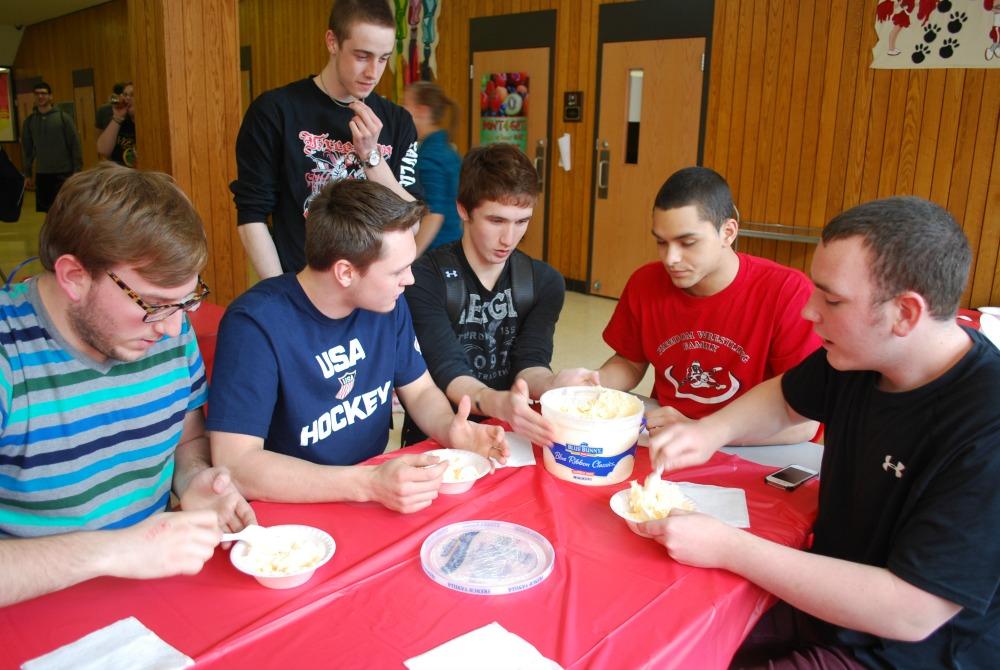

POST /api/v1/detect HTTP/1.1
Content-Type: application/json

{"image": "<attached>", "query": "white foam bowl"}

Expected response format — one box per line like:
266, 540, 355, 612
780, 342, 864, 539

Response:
230, 524, 335, 589
424, 448, 491, 494
609, 489, 657, 538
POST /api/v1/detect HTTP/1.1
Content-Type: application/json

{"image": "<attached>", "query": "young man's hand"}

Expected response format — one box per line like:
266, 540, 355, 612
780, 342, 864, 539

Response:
107, 510, 221, 579
348, 100, 382, 161
449, 395, 509, 464
637, 510, 739, 569
500, 378, 555, 448
648, 419, 722, 473
179, 466, 257, 534
366, 453, 446, 513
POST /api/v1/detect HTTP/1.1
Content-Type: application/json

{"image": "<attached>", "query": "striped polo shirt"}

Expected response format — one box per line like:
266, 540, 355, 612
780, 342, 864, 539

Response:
0, 279, 207, 537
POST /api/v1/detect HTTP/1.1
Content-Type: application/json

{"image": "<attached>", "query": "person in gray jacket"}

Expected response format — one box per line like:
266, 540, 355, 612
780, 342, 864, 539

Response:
21, 82, 82, 212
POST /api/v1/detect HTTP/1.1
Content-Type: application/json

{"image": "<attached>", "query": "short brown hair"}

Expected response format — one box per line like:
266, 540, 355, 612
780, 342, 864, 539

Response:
328, 0, 394, 43
823, 197, 971, 321
457, 143, 539, 214
305, 179, 425, 272
39, 163, 207, 287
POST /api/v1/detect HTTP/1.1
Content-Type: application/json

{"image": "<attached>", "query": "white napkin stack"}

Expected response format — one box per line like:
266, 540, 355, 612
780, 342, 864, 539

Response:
21, 617, 193, 670
676, 482, 750, 528
494, 433, 537, 468
404, 621, 561, 670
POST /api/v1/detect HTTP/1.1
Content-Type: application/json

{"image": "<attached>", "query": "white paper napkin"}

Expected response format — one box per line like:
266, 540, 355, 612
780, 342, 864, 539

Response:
494, 433, 536, 468
404, 621, 562, 670
676, 482, 750, 528
21, 617, 193, 670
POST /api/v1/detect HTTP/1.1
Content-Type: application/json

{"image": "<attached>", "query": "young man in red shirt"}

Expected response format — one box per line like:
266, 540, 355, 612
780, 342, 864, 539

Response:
598, 167, 820, 445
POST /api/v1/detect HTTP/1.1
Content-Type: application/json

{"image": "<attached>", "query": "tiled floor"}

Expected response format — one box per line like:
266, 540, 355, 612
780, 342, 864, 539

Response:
0, 191, 46, 285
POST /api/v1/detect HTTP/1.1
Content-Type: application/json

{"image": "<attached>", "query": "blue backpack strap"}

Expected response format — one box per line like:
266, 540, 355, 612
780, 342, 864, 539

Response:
4, 256, 38, 291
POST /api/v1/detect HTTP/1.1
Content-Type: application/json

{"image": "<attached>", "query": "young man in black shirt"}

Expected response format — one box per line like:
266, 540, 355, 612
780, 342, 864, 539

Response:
642, 196, 1000, 668
231, 0, 419, 277
403, 143, 595, 447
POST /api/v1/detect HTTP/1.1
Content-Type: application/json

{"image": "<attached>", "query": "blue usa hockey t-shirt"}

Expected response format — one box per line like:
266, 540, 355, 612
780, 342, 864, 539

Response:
206, 273, 426, 465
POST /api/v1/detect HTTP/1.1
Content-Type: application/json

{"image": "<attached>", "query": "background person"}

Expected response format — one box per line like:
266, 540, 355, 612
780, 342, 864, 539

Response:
20, 81, 82, 212
95, 81, 136, 167
402, 81, 463, 255
208, 179, 506, 512
231, 0, 420, 279
645, 196, 1000, 668
0, 164, 254, 607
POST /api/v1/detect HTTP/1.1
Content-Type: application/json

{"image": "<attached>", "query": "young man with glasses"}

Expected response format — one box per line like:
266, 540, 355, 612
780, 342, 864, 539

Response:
0, 164, 255, 607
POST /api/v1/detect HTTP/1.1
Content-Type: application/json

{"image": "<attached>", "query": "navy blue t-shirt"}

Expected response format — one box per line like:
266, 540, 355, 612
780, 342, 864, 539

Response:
206, 273, 426, 465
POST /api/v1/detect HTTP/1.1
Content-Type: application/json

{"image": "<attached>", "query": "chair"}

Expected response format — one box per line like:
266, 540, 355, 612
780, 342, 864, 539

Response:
188, 302, 224, 382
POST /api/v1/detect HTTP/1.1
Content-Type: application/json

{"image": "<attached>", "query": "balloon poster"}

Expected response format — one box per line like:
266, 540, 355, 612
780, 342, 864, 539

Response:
479, 71, 529, 152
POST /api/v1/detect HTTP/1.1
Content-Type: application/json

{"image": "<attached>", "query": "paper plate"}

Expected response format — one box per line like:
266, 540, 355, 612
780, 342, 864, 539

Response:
420, 520, 555, 595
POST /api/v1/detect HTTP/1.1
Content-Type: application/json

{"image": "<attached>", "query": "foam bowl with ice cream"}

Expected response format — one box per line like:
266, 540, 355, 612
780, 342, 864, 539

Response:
540, 386, 645, 486
610, 474, 696, 538
229, 524, 336, 589
424, 448, 491, 494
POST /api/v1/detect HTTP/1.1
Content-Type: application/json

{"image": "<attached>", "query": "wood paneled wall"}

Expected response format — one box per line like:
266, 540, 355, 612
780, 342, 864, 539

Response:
704, 0, 1000, 308
6, 0, 130, 171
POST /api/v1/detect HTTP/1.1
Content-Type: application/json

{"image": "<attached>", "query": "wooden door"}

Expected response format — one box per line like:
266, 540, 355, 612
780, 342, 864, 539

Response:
590, 39, 705, 298
470, 47, 549, 260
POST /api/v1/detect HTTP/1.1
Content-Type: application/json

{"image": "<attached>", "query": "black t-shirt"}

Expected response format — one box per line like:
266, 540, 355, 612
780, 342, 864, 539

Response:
95, 105, 136, 167
230, 77, 420, 273
401, 241, 565, 443
782, 329, 1000, 668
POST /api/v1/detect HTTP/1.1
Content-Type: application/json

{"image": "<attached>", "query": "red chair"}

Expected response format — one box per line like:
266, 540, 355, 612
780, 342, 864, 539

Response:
187, 302, 224, 382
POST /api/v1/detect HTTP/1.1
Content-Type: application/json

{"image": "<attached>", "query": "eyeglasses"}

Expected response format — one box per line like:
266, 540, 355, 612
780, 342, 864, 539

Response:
107, 272, 210, 323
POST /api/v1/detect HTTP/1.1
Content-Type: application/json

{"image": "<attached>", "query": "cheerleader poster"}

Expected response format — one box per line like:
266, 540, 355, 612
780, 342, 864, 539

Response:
872, 0, 1000, 68
0, 68, 14, 142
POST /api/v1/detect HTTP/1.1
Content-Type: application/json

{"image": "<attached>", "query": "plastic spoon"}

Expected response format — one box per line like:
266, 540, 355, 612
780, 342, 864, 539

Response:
221, 524, 272, 546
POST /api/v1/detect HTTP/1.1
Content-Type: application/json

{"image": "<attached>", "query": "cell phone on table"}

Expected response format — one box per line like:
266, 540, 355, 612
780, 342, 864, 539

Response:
764, 464, 818, 491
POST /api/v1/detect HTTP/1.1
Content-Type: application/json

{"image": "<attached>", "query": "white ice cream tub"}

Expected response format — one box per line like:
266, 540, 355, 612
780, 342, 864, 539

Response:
539, 386, 644, 486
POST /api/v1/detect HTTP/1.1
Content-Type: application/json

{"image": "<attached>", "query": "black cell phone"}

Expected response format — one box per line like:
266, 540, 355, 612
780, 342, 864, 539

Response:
764, 464, 818, 491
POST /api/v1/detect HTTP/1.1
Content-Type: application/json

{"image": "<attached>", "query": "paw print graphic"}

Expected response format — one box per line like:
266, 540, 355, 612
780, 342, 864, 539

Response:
912, 43, 931, 64
937, 0, 952, 12
939, 37, 960, 59
947, 12, 967, 34
924, 24, 941, 44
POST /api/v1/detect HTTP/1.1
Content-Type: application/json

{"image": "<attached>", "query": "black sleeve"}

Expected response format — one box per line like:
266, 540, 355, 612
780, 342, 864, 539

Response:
388, 104, 423, 200
510, 261, 564, 374
780, 347, 834, 423
95, 105, 111, 130
230, 92, 283, 225
404, 255, 476, 391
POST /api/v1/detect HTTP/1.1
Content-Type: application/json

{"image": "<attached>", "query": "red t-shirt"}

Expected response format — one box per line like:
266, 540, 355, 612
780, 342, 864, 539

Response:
603, 254, 820, 419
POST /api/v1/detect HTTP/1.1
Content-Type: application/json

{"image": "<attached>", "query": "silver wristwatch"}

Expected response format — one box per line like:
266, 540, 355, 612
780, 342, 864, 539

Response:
363, 148, 381, 169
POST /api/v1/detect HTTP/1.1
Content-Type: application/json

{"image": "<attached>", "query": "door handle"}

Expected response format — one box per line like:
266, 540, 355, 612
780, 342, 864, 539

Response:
534, 139, 546, 193
595, 139, 609, 199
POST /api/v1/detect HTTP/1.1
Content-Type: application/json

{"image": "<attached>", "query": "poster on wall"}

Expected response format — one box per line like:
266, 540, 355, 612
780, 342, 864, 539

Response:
390, 0, 442, 101
872, 0, 1000, 68
479, 72, 529, 151
0, 68, 15, 142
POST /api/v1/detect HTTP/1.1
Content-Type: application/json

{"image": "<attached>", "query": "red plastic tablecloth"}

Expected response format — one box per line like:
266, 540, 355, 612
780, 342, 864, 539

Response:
1, 445, 817, 669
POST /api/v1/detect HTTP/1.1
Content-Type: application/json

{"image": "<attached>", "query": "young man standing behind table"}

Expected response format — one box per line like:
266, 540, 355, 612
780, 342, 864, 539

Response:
231, 0, 420, 279
643, 197, 1000, 668
0, 164, 254, 607
207, 180, 507, 513
403, 143, 594, 448
596, 167, 820, 444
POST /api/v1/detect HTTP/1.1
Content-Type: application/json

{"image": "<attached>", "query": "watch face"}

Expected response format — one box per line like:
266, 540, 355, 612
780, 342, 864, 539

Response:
367, 149, 381, 167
